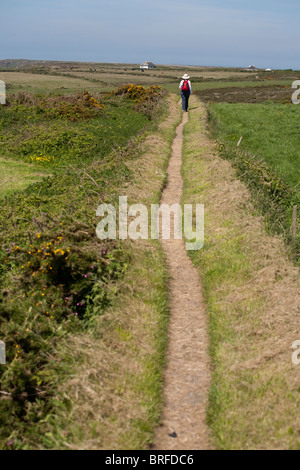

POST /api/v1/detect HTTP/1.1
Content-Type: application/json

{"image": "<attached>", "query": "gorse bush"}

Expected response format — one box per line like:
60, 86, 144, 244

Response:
110, 84, 165, 118
110, 83, 162, 103
0, 222, 126, 408
6, 90, 104, 122
40, 90, 104, 121
27, 154, 56, 165
0, 209, 128, 449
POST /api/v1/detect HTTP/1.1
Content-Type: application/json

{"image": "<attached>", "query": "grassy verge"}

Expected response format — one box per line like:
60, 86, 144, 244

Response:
208, 102, 300, 187
207, 102, 300, 263
0, 85, 175, 449
182, 96, 300, 449
0, 89, 181, 449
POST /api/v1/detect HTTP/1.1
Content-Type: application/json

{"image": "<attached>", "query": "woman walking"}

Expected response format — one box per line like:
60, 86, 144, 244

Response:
179, 73, 192, 112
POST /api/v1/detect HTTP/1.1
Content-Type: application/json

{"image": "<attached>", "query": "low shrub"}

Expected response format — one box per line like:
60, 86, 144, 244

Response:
5, 90, 104, 122
110, 84, 165, 118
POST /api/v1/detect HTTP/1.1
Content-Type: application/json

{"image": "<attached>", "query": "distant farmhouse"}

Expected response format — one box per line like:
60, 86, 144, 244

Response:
245, 65, 273, 72
246, 65, 258, 71
140, 61, 156, 70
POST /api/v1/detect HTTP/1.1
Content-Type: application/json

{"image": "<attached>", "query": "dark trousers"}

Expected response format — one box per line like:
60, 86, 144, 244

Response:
181, 91, 190, 111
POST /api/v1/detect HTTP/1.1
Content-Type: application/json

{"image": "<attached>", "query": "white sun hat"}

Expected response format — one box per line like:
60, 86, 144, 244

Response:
182, 74, 190, 79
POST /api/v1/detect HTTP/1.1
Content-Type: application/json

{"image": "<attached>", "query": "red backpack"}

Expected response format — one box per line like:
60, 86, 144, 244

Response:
181, 80, 190, 92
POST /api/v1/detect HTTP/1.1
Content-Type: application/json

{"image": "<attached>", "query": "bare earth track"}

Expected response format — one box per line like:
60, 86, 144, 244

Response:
152, 111, 211, 450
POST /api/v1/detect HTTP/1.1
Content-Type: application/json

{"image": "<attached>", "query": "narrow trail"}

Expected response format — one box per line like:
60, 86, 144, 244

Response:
152, 109, 211, 450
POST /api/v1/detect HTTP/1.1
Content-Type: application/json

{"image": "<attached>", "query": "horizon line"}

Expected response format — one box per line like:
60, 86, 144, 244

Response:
0, 58, 297, 71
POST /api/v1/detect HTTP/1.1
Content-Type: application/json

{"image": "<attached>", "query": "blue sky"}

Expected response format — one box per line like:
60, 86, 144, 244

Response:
1, 0, 299, 69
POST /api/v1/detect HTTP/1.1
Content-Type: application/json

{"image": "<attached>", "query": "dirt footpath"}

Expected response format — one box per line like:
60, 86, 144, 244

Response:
152, 111, 212, 450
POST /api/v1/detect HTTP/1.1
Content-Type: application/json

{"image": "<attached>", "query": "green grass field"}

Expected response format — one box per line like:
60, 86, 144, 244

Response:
208, 101, 300, 261
209, 102, 300, 189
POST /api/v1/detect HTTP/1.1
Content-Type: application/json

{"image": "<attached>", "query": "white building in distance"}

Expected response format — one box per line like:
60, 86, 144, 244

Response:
246, 65, 258, 71
140, 61, 156, 70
